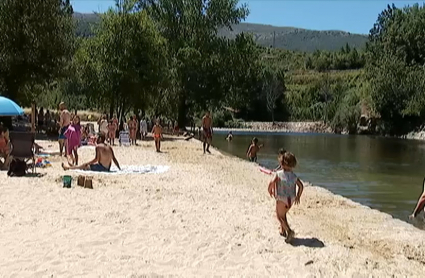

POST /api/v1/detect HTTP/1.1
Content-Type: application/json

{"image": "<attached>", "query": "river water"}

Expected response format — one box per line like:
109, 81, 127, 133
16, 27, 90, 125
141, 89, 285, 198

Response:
213, 131, 425, 227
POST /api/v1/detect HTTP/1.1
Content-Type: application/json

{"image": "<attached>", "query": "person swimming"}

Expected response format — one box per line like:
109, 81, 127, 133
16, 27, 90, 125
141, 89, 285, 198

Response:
226, 131, 233, 141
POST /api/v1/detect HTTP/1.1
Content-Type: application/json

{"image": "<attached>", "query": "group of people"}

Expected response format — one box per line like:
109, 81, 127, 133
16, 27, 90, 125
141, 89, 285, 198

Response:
98, 114, 149, 146
56, 103, 217, 172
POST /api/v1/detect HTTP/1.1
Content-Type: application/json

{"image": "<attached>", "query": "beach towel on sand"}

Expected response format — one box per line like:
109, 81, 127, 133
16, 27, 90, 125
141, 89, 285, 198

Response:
72, 165, 169, 175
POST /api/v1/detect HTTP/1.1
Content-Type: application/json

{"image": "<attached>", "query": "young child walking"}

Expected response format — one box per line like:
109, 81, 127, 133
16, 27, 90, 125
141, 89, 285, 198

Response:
268, 150, 304, 243
64, 115, 82, 166
151, 119, 163, 152
246, 137, 263, 162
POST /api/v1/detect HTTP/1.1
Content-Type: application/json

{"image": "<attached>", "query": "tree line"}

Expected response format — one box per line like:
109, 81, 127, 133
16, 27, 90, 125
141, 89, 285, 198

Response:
0, 1, 424, 135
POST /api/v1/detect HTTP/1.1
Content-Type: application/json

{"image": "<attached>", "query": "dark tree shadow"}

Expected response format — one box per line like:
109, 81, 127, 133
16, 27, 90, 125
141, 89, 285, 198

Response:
289, 237, 325, 248
7, 172, 46, 178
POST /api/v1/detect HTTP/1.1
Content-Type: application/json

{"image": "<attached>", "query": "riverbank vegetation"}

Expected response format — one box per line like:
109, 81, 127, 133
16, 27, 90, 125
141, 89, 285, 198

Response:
0, 1, 424, 136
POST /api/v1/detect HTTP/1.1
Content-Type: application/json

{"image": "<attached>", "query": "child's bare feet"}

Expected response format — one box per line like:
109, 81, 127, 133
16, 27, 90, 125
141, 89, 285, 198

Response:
285, 230, 295, 243
279, 227, 287, 237
61, 163, 69, 170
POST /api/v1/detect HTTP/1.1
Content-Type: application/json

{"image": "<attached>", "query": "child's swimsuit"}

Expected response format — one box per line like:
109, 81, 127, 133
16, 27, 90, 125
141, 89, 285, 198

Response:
249, 156, 257, 162
275, 170, 298, 208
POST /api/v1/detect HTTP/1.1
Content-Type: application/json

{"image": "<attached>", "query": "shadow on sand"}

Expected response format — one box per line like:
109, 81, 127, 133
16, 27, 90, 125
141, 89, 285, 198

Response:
290, 237, 325, 248
7, 172, 46, 178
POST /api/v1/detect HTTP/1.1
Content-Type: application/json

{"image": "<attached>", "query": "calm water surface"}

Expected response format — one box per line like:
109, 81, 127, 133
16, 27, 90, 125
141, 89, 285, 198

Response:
213, 131, 425, 227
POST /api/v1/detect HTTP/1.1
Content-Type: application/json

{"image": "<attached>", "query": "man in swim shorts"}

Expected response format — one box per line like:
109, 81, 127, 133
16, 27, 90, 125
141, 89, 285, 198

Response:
202, 111, 213, 154
58, 102, 71, 157
62, 134, 121, 172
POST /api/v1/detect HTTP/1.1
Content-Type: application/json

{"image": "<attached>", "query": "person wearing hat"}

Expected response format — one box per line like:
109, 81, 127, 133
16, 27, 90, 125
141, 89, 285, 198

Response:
58, 102, 71, 157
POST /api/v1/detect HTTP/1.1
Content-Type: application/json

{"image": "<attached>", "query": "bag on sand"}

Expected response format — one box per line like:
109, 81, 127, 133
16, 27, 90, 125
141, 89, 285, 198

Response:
7, 159, 27, 177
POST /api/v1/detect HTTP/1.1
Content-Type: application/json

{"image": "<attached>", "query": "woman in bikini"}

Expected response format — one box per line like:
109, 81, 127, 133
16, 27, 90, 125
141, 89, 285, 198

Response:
151, 119, 163, 152
268, 150, 304, 243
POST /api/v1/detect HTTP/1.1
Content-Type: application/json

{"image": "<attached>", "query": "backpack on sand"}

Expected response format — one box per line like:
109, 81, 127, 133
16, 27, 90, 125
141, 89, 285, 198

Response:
7, 159, 27, 177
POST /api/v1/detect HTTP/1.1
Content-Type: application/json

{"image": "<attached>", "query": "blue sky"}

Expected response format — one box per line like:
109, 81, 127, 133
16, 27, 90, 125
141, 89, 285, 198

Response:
70, 0, 422, 34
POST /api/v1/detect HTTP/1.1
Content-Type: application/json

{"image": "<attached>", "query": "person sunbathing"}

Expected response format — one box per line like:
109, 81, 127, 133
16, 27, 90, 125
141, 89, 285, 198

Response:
62, 134, 121, 172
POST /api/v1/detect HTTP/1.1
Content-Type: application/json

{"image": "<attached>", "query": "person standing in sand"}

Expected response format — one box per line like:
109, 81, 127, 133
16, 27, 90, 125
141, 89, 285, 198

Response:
64, 115, 82, 165
133, 115, 139, 143
202, 111, 213, 154
58, 102, 71, 157
128, 116, 137, 145
112, 115, 119, 139
99, 115, 108, 136
62, 134, 121, 172
140, 118, 148, 140
268, 150, 304, 243
107, 119, 117, 145
151, 119, 163, 152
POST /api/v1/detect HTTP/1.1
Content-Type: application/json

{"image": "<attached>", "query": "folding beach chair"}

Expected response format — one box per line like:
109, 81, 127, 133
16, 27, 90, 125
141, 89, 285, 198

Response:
8, 131, 36, 173
119, 131, 131, 146
87, 123, 95, 135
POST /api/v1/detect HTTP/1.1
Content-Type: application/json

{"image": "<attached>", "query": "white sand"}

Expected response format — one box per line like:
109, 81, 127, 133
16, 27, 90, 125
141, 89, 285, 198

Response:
1, 137, 425, 277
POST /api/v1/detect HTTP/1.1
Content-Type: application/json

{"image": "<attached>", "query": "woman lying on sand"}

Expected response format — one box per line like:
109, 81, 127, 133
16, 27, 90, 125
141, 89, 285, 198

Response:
268, 150, 304, 243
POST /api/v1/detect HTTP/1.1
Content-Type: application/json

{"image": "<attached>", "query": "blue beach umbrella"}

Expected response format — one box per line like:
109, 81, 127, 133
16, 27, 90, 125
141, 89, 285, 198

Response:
0, 96, 24, 116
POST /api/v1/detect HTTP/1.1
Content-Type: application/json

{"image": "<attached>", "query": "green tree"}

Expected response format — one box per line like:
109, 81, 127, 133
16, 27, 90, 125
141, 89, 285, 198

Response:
366, 3, 425, 134
138, 0, 249, 127
78, 1, 167, 119
0, 0, 75, 105
262, 66, 285, 123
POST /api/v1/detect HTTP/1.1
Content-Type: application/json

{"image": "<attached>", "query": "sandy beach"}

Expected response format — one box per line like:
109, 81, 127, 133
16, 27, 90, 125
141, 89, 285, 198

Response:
1, 136, 425, 277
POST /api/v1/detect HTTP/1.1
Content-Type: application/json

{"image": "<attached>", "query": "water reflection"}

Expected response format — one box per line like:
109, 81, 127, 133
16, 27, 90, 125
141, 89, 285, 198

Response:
213, 131, 425, 226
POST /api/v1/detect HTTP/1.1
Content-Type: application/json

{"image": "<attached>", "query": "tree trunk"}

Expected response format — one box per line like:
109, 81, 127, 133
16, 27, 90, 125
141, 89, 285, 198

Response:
31, 103, 36, 133
109, 101, 114, 120
177, 93, 187, 131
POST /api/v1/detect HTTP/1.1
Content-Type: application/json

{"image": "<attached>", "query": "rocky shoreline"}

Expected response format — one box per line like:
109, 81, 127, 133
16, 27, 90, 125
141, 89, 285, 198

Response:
215, 121, 333, 133
405, 131, 425, 141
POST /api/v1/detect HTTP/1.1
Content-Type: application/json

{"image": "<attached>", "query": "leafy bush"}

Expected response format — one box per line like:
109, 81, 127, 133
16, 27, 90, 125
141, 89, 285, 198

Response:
224, 119, 245, 128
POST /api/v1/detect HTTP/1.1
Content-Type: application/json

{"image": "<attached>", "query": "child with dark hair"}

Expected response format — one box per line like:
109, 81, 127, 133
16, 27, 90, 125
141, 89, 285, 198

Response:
268, 151, 304, 243
246, 137, 263, 162
274, 148, 286, 171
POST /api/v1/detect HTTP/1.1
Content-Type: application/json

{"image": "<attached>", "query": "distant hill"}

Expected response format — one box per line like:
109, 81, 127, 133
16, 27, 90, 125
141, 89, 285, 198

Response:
74, 13, 368, 52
